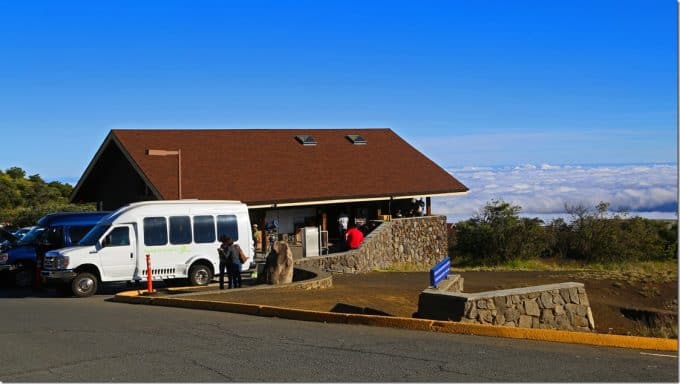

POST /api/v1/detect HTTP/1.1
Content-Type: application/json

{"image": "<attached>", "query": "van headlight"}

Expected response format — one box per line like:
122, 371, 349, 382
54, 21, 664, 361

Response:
55, 256, 69, 269
44, 255, 69, 270
0, 252, 7, 264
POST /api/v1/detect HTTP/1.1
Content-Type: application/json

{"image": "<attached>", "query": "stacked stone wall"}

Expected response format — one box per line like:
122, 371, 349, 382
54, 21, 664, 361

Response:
295, 216, 448, 273
418, 282, 596, 332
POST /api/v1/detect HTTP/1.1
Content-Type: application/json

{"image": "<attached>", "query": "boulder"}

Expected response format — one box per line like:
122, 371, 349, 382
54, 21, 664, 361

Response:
265, 241, 294, 285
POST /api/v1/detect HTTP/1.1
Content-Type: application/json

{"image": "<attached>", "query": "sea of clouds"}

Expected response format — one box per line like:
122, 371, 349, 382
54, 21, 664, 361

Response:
433, 163, 678, 223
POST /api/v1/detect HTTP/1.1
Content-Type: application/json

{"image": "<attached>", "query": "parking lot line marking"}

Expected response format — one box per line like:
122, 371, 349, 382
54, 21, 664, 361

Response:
640, 352, 678, 358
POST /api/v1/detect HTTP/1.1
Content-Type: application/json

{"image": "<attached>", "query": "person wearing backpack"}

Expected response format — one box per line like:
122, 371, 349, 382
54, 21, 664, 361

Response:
218, 235, 249, 289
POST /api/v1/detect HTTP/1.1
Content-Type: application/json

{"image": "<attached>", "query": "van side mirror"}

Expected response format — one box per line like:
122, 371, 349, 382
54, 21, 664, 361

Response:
95, 241, 102, 251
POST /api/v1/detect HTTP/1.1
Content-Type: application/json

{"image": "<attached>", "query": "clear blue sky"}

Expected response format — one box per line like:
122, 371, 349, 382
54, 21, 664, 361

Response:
0, 0, 676, 182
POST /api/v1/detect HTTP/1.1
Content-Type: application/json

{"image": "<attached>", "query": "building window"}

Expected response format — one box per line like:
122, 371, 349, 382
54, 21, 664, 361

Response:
169, 216, 192, 245
193, 215, 216, 243
144, 217, 167, 246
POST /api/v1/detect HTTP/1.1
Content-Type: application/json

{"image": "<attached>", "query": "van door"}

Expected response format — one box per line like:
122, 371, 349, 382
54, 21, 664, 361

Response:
98, 224, 136, 281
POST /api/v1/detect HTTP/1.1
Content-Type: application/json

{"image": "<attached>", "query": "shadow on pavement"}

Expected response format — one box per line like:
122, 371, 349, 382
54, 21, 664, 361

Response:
0, 278, 171, 299
330, 303, 393, 316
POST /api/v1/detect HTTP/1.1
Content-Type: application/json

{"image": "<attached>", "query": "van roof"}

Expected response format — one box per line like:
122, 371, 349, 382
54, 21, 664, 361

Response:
104, 200, 246, 223
36, 211, 112, 227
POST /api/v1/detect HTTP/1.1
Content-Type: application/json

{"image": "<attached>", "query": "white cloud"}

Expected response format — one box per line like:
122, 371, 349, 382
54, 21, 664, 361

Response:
434, 163, 678, 222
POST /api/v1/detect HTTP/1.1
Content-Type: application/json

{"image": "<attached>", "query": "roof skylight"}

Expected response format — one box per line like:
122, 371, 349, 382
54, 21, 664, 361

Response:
346, 134, 367, 145
295, 135, 317, 146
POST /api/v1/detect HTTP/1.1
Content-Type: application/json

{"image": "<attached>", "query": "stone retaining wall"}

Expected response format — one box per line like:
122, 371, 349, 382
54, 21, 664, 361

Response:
291, 266, 333, 290
294, 216, 448, 273
417, 282, 596, 332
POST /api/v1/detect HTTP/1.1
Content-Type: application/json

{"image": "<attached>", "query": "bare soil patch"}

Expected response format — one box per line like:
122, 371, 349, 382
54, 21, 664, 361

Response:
197, 270, 678, 337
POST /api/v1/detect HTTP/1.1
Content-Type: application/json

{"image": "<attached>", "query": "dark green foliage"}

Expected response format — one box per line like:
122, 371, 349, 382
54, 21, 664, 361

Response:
451, 199, 678, 266
453, 199, 553, 265
0, 167, 95, 227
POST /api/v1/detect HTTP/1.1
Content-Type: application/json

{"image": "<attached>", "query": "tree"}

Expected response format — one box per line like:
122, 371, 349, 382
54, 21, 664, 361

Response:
0, 166, 94, 226
453, 199, 552, 265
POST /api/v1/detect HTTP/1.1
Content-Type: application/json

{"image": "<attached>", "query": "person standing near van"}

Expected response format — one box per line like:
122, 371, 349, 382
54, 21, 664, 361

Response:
218, 236, 239, 289
220, 236, 242, 289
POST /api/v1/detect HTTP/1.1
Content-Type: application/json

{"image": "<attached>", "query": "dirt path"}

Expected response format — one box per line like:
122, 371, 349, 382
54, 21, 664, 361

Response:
197, 270, 678, 337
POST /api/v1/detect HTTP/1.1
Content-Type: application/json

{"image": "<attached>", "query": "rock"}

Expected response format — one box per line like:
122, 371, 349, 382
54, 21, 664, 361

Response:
569, 288, 580, 304
612, 281, 623, 288
525, 299, 541, 317
541, 309, 555, 325
464, 301, 473, 317
468, 306, 478, 320
532, 317, 540, 328
587, 307, 596, 329
265, 242, 294, 285
552, 293, 565, 305
554, 304, 565, 316
505, 308, 520, 323
504, 321, 517, 327
565, 303, 578, 315
494, 296, 507, 311
478, 310, 493, 324
560, 289, 571, 303
486, 299, 496, 310
555, 314, 570, 328
494, 313, 506, 326
540, 291, 555, 309
576, 304, 587, 316
477, 300, 487, 309
578, 293, 590, 306
571, 313, 589, 328
518, 315, 533, 328
512, 295, 520, 304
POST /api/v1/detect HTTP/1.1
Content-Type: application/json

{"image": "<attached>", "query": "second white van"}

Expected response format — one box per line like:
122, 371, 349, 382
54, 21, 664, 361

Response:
42, 200, 254, 297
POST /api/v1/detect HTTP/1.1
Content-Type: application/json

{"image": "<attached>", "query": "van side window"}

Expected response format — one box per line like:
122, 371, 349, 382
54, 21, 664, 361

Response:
193, 215, 216, 243
217, 215, 238, 241
104, 227, 130, 247
144, 217, 168, 246
69, 225, 93, 244
169, 216, 192, 245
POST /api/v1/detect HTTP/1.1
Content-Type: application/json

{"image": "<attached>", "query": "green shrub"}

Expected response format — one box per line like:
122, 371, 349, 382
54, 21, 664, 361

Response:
450, 199, 678, 267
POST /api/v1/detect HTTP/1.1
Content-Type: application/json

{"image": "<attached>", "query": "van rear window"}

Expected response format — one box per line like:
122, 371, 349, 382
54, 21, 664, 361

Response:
193, 215, 215, 243
144, 217, 168, 246
217, 215, 238, 241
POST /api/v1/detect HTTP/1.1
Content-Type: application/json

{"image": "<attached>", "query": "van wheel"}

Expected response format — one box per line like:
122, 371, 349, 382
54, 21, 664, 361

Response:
188, 264, 212, 286
71, 272, 98, 297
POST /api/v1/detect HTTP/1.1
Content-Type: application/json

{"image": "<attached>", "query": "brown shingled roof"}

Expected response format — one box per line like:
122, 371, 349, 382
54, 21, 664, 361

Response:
80, 129, 468, 206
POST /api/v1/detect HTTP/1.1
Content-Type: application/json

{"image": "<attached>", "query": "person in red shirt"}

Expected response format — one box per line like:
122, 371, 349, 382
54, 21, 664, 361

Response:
345, 222, 364, 249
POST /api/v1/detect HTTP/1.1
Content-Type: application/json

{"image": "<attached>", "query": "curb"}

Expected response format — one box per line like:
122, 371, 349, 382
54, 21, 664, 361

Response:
111, 289, 678, 352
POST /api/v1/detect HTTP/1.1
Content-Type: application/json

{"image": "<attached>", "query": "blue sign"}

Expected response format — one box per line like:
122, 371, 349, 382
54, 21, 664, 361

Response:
429, 256, 451, 288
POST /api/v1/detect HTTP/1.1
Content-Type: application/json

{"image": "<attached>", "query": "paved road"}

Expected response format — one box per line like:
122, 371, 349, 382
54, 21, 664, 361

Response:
0, 286, 677, 382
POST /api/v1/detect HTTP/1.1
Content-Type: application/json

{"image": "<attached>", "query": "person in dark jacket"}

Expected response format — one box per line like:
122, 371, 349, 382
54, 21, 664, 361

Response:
218, 236, 241, 289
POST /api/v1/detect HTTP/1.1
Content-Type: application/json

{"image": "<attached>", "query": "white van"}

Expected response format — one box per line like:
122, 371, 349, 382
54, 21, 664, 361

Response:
42, 200, 254, 297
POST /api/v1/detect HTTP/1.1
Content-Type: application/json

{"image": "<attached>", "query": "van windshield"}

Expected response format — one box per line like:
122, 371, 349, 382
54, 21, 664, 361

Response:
78, 224, 111, 246
17, 226, 46, 246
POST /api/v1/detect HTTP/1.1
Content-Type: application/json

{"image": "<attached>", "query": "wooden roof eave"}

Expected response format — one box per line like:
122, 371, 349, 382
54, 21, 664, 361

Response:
70, 131, 164, 203
248, 190, 470, 208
